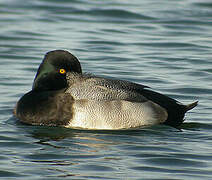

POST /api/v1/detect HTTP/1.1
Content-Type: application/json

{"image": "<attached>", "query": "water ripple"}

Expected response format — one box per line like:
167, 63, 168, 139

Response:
0, 0, 212, 179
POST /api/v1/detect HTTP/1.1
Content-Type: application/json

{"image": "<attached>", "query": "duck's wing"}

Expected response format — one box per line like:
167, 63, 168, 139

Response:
66, 73, 168, 127
66, 73, 197, 128
66, 73, 149, 102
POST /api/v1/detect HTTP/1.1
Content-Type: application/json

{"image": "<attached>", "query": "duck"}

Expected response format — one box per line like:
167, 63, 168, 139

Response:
14, 50, 198, 130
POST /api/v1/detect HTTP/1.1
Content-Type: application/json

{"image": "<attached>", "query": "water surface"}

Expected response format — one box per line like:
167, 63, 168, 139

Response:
1, 0, 212, 179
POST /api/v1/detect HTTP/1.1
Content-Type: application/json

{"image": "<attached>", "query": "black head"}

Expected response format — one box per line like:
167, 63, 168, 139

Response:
32, 50, 82, 91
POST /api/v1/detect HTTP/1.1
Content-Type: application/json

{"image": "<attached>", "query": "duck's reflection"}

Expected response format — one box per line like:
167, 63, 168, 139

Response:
29, 126, 121, 150
18, 121, 209, 151
26, 125, 160, 151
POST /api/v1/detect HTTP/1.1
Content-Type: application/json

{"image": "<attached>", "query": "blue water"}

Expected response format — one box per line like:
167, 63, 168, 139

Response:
1, 0, 212, 179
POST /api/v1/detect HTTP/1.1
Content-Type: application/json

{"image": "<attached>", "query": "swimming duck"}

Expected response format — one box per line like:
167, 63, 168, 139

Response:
14, 50, 198, 129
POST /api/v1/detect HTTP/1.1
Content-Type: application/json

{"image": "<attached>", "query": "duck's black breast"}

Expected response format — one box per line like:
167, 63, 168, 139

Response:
15, 90, 74, 126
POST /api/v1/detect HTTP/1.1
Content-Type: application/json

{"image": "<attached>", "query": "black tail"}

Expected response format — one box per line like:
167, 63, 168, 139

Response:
185, 101, 198, 112
140, 89, 198, 127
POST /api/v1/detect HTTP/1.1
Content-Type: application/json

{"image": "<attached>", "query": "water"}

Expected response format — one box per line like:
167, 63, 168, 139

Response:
1, 0, 212, 179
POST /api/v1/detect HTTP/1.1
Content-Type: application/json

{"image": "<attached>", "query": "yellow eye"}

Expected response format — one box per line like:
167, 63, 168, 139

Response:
59, 69, 66, 74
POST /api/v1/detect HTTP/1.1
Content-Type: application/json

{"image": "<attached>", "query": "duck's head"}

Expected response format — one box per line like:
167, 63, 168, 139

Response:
32, 50, 82, 91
